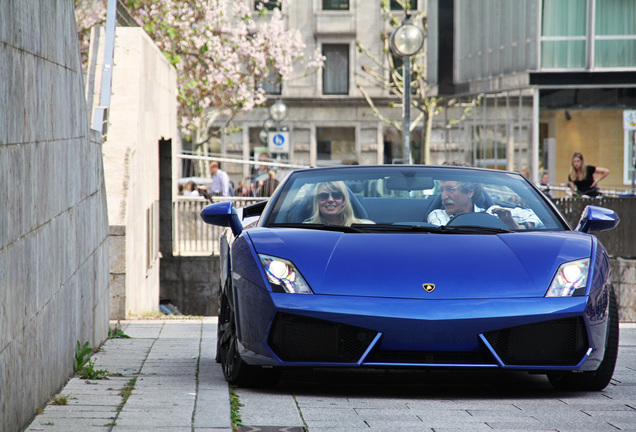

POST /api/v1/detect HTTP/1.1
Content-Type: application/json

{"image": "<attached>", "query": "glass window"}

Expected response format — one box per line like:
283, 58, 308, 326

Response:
260, 69, 281, 95
263, 166, 564, 230
540, 0, 587, 69
594, 0, 636, 67
323, 0, 349, 10
540, 0, 636, 69
322, 44, 349, 95
316, 127, 356, 164
254, 1, 281, 10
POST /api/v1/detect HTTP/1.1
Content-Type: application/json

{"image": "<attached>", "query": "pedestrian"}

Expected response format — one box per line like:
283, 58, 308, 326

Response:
209, 161, 232, 197
183, 181, 200, 197
568, 152, 609, 197
258, 170, 280, 197
538, 171, 552, 199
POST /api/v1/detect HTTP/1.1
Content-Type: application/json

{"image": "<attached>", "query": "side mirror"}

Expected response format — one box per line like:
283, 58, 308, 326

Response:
200, 201, 243, 236
575, 205, 620, 233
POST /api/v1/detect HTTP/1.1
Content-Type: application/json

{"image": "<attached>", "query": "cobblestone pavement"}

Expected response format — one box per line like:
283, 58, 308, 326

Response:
23, 321, 636, 432
235, 323, 636, 432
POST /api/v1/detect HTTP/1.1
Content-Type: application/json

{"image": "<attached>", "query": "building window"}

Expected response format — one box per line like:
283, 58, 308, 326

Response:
316, 127, 356, 164
323, 0, 349, 10
260, 69, 282, 95
540, 0, 636, 69
390, 0, 411, 10
322, 44, 349, 95
254, 1, 281, 11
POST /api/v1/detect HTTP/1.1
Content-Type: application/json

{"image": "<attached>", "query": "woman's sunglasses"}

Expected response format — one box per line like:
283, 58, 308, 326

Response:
317, 191, 345, 201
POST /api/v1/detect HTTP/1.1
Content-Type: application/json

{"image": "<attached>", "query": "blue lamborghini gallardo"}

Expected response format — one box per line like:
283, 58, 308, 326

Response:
201, 165, 620, 390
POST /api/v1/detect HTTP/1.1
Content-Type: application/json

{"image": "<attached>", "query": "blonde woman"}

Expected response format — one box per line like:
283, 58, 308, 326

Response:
304, 181, 373, 226
568, 152, 609, 197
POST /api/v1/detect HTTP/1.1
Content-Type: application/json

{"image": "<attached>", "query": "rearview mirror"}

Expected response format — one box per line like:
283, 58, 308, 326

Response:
200, 201, 243, 236
575, 205, 619, 233
385, 176, 434, 191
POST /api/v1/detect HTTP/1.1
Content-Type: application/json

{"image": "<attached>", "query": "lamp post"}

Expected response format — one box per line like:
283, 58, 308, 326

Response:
259, 100, 290, 157
389, 15, 424, 164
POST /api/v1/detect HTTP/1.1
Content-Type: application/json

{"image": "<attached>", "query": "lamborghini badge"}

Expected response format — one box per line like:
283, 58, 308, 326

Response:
422, 284, 435, 292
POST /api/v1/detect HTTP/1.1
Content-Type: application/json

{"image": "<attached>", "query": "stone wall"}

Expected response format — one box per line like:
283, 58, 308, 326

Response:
161, 255, 220, 316
0, 2, 110, 431
612, 257, 636, 322
87, 27, 178, 319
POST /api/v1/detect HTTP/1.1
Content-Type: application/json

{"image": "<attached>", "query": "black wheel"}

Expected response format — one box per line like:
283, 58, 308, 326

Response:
216, 291, 252, 385
216, 290, 279, 387
548, 289, 619, 391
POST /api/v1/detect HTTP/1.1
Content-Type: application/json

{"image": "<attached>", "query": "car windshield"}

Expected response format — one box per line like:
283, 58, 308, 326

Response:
261, 166, 566, 232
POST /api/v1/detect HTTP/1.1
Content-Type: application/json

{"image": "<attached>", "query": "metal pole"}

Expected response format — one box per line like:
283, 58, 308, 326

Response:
403, 55, 411, 164
92, 0, 117, 132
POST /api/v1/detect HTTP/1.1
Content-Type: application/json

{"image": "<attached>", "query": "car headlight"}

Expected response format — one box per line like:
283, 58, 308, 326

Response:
259, 254, 313, 294
545, 258, 589, 297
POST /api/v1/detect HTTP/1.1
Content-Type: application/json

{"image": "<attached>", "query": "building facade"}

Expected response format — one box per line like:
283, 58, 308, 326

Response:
199, 0, 428, 185
427, 0, 636, 188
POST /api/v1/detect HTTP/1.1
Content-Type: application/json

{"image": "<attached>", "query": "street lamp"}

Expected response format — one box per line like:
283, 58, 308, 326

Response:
259, 100, 290, 155
390, 15, 424, 164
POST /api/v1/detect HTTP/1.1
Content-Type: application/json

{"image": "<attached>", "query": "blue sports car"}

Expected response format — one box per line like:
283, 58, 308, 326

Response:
201, 165, 620, 390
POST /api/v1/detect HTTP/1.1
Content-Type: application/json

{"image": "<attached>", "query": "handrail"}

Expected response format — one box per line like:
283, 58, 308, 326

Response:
172, 197, 266, 256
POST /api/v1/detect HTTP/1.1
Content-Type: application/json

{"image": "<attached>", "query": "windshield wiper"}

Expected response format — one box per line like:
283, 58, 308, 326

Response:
438, 225, 513, 234
270, 223, 366, 233
350, 223, 437, 233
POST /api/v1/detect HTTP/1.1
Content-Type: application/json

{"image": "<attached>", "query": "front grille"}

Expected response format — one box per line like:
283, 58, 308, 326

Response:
365, 350, 496, 365
268, 313, 377, 363
483, 317, 588, 366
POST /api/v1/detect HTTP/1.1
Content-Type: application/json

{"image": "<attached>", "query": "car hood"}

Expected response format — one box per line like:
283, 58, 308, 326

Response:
247, 228, 592, 299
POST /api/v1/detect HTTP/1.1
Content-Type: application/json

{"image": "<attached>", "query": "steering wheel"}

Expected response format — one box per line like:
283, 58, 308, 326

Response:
446, 212, 510, 229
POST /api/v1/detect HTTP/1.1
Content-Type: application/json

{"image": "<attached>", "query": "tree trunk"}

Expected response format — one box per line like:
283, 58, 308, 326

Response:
419, 100, 436, 164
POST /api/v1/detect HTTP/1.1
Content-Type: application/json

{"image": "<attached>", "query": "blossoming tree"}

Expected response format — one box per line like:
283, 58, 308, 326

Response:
75, 0, 323, 142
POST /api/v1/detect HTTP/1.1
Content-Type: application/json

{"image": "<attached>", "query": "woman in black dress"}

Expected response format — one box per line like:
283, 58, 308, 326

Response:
568, 152, 610, 197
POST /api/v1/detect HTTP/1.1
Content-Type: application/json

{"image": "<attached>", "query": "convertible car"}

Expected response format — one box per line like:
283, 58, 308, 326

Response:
201, 165, 620, 390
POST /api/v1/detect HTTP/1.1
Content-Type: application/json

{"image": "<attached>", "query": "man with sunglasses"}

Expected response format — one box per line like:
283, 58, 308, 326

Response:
427, 180, 542, 229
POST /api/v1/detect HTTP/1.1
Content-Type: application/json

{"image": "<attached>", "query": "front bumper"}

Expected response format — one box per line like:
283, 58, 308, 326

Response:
236, 292, 607, 372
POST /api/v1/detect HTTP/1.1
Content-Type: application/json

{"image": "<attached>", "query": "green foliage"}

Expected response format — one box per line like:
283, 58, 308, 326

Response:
108, 327, 130, 339
50, 394, 68, 405
74, 341, 110, 379
229, 385, 243, 429
74, 341, 93, 373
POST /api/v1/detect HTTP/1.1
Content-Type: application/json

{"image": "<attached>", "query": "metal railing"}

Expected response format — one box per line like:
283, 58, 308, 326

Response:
173, 194, 636, 258
172, 197, 266, 256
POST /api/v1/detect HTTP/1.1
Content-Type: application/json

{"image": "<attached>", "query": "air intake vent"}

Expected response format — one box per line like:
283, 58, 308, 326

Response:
268, 313, 377, 363
483, 317, 588, 366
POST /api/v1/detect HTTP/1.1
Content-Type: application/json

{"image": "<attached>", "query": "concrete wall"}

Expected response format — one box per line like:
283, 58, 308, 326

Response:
0, 2, 110, 431
613, 258, 636, 322
161, 255, 220, 316
89, 27, 178, 319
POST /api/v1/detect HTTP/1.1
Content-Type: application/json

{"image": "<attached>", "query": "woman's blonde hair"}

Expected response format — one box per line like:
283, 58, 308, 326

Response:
305, 181, 369, 226
569, 152, 585, 181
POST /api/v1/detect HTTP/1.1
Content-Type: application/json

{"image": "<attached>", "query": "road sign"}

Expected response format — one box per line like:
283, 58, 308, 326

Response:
268, 131, 290, 154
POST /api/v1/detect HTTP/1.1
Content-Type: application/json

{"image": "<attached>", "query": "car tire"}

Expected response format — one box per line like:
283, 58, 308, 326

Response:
548, 289, 619, 391
217, 290, 280, 387
217, 291, 252, 385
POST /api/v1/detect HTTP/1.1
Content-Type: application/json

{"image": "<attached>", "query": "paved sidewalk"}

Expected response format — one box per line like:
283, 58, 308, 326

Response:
24, 318, 231, 432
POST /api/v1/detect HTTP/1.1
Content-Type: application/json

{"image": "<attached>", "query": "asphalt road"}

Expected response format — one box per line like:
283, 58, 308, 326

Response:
235, 323, 636, 432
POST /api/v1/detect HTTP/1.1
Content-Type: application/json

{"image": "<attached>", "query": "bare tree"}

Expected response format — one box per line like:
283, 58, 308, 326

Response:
356, 1, 476, 164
